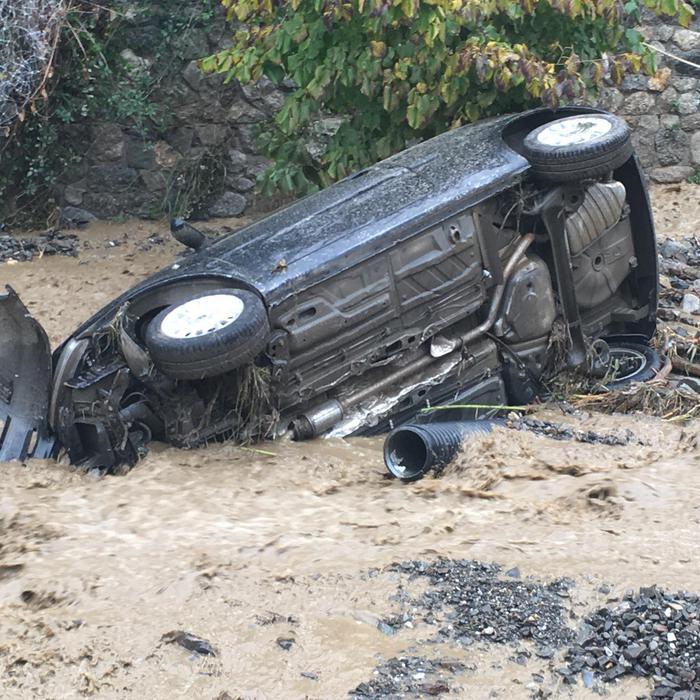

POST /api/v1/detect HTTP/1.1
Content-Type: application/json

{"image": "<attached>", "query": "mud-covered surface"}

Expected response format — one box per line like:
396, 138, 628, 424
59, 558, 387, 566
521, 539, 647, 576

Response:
0, 188, 698, 699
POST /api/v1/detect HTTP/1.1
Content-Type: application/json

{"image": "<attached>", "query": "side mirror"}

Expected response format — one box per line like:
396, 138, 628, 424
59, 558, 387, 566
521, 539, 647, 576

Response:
170, 219, 208, 251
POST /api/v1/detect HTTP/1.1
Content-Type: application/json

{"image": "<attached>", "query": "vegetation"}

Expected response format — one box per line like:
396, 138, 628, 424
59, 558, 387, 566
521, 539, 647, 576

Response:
0, 0, 219, 226
203, 0, 693, 196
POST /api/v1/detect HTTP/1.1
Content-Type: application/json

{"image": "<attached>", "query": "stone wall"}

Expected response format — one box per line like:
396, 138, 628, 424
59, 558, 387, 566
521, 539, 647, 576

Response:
598, 9, 700, 184
56, 4, 286, 222
58, 7, 700, 222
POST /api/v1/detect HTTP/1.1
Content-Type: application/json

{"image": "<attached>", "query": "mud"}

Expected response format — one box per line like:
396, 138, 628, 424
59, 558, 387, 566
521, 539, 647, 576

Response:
0, 188, 698, 699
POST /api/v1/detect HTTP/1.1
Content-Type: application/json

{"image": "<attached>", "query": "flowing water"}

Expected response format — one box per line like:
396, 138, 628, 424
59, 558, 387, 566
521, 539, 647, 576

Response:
0, 200, 698, 699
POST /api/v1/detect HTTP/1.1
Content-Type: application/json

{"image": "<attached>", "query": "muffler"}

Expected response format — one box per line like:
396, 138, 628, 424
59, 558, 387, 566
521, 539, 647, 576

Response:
383, 420, 499, 481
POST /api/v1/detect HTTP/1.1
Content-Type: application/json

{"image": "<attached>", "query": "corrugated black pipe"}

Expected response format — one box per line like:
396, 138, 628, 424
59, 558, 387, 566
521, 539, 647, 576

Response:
384, 420, 500, 481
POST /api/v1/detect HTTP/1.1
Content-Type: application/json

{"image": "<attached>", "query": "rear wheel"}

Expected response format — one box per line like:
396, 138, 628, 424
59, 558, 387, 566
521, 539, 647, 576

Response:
144, 288, 270, 380
523, 114, 633, 183
602, 341, 662, 390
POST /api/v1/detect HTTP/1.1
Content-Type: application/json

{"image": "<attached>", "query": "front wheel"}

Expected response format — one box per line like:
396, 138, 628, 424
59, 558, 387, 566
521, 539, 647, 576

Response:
144, 288, 270, 380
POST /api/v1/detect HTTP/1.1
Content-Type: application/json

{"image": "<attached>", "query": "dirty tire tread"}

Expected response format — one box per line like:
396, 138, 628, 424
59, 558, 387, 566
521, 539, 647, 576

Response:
145, 289, 270, 380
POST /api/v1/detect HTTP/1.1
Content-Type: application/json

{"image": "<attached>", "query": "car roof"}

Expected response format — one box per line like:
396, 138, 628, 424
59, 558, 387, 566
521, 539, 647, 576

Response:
205, 113, 529, 305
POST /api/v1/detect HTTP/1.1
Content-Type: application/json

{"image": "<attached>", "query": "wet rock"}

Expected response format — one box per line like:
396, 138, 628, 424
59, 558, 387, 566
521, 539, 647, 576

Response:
389, 559, 574, 650
276, 637, 295, 650
161, 630, 217, 656
59, 207, 96, 228
208, 191, 246, 218
565, 587, 700, 696
351, 656, 464, 699
661, 238, 690, 260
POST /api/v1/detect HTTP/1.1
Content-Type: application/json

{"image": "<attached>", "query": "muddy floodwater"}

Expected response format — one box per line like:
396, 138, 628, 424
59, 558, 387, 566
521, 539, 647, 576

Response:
1, 189, 699, 699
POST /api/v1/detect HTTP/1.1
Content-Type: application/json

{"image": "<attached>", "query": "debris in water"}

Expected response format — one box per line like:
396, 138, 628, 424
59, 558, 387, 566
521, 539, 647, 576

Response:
161, 630, 217, 656
508, 417, 638, 446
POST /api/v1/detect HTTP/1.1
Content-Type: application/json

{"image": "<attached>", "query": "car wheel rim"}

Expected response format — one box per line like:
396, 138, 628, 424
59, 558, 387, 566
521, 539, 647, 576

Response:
607, 347, 646, 383
536, 116, 612, 147
159, 294, 245, 339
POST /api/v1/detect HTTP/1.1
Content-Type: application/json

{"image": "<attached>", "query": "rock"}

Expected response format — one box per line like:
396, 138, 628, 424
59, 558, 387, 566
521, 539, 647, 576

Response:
677, 92, 700, 115
179, 28, 210, 61
676, 50, 700, 77
649, 166, 694, 183
276, 637, 295, 650
655, 127, 689, 166
120, 48, 151, 72
674, 29, 700, 52
690, 132, 700, 165
226, 148, 248, 173
161, 630, 217, 656
639, 115, 660, 132
228, 100, 266, 123
59, 207, 96, 227
681, 114, 700, 131
139, 170, 168, 192
620, 74, 650, 92
671, 76, 698, 92
231, 176, 255, 192
81, 192, 122, 218
658, 86, 679, 113
208, 191, 246, 218
596, 87, 624, 112
182, 60, 205, 92
660, 114, 680, 129
652, 24, 676, 42
125, 139, 155, 169
624, 91, 657, 115
631, 131, 657, 169
660, 238, 689, 259
194, 124, 229, 147
63, 183, 86, 206
90, 122, 124, 162
167, 126, 194, 155
649, 67, 672, 92
154, 141, 181, 169
87, 165, 138, 191
682, 293, 700, 314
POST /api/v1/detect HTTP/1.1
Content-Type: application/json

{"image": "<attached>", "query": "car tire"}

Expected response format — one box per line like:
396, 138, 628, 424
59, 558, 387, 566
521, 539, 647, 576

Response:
144, 289, 270, 380
523, 114, 633, 183
602, 341, 662, 390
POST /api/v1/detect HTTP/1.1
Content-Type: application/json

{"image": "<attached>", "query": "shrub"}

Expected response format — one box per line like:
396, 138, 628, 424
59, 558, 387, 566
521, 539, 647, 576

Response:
203, 0, 693, 195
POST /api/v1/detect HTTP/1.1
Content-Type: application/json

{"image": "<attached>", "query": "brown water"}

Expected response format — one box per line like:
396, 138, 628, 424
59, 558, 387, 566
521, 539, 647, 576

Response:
0, 200, 699, 699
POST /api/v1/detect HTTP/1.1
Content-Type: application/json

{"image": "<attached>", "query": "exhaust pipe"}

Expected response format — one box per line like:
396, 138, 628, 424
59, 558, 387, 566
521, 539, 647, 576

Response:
383, 420, 499, 481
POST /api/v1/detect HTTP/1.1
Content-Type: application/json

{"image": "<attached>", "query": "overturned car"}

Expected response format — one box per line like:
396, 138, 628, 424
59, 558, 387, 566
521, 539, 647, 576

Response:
0, 107, 659, 471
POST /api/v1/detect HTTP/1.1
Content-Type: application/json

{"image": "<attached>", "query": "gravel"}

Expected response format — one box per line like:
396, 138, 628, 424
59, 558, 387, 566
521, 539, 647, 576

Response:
350, 656, 465, 699
507, 417, 638, 446
390, 559, 575, 651
565, 586, 700, 696
0, 230, 79, 262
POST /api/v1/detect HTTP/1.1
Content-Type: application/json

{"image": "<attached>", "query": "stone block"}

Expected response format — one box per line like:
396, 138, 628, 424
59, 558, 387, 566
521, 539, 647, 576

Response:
623, 91, 656, 115
677, 92, 700, 115
87, 165, 138, 191
691, 131, 700, 165
649, 165, 694, 183
674, 29, 700, 51
90, 122, 124, 162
